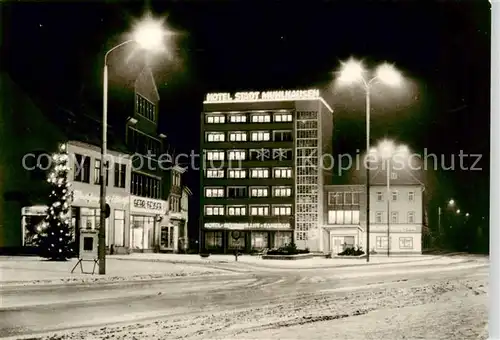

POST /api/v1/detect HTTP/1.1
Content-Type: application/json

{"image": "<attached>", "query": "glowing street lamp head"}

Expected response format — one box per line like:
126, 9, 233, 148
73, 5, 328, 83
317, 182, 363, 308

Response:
456, 209, 461, 214
378, 139, 396, 160
375, 63, 402, 87
130, 15, 169, 51
338, 58, 365, 84
465, 213, 470, 217
448, 199, 455, 206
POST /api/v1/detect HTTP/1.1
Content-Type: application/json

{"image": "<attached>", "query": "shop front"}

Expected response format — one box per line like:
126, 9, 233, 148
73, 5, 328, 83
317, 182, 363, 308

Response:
366, 224, 422, 254
72, 189, 130, 255
21, 205, 49, 253
203, 222, 293, 253
159, 211, 187, 253
129, 195, 167, 252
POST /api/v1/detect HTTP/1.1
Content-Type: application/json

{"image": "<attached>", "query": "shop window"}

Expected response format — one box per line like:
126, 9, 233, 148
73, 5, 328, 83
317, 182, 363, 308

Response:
114, 210, 125, 246
205, 231, 223, 249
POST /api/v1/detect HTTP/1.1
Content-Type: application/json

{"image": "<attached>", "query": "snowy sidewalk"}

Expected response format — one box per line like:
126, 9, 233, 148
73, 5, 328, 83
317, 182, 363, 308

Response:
0, 256, 231, 286
108, 253, 473, 270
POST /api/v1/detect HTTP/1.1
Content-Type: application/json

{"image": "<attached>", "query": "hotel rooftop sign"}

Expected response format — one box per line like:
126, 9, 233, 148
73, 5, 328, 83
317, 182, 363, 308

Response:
204, 89, 320, 103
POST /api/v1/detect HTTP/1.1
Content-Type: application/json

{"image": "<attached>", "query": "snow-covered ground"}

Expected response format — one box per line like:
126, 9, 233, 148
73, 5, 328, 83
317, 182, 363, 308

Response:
0, 254, 476, 286
0, 256, 231, 286
110, 252, 471, 269
0, 255, 488, 340
7, 266, 486, 340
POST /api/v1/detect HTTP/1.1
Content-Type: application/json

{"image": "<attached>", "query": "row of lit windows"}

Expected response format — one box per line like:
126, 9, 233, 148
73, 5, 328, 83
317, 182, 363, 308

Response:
205, 130, 293, 142
205, 112, 293, 124
204, 204, 293, 216
205, 186, 292, 198
205, 168, 293, 179
375, 211, 416, 224
376, 191, 416, 202
205, 149, 293, 161
327, 192, 361, 205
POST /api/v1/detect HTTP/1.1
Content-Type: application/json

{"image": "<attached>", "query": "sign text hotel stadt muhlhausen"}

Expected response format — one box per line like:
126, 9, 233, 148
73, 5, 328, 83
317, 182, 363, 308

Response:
204, 89, 320, 102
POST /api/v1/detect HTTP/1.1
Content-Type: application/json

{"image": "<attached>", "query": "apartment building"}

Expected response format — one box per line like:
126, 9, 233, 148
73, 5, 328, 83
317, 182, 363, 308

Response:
200, 89, 333, 253
323, 168, 424, 255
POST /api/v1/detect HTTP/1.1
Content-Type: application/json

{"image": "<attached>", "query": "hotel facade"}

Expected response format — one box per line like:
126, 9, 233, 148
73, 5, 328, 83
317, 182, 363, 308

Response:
200, 89, 333, 253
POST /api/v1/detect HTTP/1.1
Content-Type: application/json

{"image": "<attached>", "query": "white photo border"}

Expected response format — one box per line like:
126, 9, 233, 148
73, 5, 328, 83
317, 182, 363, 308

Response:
490, 1, 500, 340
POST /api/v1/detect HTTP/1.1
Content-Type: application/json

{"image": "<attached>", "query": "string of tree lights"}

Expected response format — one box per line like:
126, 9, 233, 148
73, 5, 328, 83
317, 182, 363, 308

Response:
35, 143, 74, 261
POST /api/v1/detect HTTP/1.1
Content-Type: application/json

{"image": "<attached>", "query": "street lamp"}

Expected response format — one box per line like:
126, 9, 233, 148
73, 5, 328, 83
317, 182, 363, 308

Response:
437, 199, 457, 247
99, 14, 168, 275
371, 139, 409, 257
337, 58, 403, 262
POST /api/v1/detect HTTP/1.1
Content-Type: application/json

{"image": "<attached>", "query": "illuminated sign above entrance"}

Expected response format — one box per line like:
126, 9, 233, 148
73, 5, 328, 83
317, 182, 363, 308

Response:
204, 222, 292, 230
204, 89, 321, 103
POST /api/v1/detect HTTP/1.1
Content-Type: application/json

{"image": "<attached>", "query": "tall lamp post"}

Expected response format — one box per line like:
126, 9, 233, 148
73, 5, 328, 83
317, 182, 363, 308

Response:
437, 199, 455, 247
371, 140, 409, 257
337, 59, 403, 262
99, 15, 168, 275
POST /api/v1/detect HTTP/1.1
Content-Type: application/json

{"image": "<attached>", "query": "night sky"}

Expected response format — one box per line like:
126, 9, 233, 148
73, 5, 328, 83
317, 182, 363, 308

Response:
2, 1, 491, 226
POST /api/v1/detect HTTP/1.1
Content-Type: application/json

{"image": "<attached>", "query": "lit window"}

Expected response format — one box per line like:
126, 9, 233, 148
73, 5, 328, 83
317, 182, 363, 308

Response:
250, 206, 270, 216
206, 150, 225, 161
250, 131, 271, 141
274, 113, 293, 122
206, 169, 224, 178
273, 205, 292, 216
228, 150, 246, 160
273, 186, 292, 197
205, 187, 224, 198
206, 115, 225, 124
228, 169, 246, 178
250, 187, 269, 197
206, 132, 225, 142
327, 210, 360, 224
204, 205, 224, 216
251, 114, 271, 123
229, 114, 247, 123
227, 206, 246, 216
273, 168, 292, 178
228, 131, 247, 141
250, 168, 269, 178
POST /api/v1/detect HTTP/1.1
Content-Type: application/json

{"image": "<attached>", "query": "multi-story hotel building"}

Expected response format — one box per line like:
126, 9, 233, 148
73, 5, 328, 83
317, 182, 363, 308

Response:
200, 89, 333, 253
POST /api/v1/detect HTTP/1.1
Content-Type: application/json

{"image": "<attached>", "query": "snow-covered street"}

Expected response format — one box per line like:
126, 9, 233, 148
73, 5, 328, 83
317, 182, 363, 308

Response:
0, 255, 489, 339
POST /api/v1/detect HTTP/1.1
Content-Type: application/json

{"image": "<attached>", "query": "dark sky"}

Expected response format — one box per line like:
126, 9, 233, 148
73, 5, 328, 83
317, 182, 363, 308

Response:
2, 0, 491, 221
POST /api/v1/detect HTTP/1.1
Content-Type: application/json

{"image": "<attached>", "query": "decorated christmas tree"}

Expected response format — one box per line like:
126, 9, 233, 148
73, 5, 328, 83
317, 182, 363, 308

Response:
36, 143, 74, 261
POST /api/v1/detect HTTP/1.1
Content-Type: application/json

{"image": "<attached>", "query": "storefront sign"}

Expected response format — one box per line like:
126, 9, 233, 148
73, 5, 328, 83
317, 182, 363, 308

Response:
22, 205, 48, 216
130, 195, 166, 214
73, 190, 129, 206
204, 222, 292, 230
204, 89, 320, 103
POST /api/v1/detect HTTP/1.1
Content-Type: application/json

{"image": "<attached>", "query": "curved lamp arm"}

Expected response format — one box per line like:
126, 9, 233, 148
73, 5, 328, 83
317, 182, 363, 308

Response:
104, 40, 135, 65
